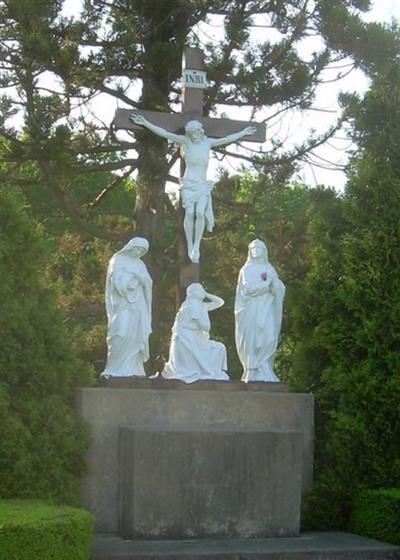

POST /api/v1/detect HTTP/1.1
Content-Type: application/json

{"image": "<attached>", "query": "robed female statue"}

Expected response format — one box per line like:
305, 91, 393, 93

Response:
162, 283, 230, 383
235, 239, 285, 383
101, 237, 152, 378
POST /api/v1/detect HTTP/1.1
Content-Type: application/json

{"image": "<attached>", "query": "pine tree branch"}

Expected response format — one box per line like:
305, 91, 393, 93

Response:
42, 170, 130, 241
214, 122, 341, 168
73, 159, 139, 173
76, 142, 137, 155
99, 84, 139, 107
88, 166, 135, 208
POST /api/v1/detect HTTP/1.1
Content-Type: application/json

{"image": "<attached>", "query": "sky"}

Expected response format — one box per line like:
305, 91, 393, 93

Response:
58, 0, 400, 191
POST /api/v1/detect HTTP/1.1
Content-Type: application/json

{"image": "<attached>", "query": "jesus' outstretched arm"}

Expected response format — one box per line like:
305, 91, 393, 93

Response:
209, 125, 258, 148
130, 113, 185, 145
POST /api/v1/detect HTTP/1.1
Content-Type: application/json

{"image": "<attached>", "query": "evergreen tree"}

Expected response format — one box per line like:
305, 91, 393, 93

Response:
0, 0, 398, 316
0, 187, 93, 503
292, 60, 400, 529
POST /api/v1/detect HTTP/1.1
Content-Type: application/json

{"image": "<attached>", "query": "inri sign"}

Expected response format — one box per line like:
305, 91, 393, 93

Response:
183, 69, 207, 89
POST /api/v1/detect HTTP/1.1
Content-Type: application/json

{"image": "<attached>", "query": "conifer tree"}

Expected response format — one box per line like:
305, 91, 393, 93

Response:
0, 187, 93, 503
292, 59, 400, 528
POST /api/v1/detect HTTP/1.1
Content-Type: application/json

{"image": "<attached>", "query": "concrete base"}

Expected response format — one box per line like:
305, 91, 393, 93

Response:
119, 425, 302, 539
92, 532, 400, 559
76, 382, 314, 533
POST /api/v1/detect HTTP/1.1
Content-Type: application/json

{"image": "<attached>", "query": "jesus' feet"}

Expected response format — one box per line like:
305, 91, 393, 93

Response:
190, 247, 200, 263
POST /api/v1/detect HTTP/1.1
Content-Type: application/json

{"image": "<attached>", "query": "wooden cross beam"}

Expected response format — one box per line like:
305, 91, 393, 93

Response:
114, 48, 266, 143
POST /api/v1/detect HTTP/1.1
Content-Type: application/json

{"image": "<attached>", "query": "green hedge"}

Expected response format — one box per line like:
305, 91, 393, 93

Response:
350, 489, 400, 545
0, 500, 95, 560
0, 188, 94, 503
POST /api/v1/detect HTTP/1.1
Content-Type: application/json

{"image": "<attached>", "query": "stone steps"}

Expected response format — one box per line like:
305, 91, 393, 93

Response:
92, 531, 400, 560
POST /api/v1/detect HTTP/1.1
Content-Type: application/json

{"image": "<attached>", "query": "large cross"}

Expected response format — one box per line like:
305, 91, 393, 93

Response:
113, 47, 266, 298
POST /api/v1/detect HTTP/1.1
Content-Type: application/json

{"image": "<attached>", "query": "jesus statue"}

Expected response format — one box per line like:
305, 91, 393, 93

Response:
130, 114, 256, 263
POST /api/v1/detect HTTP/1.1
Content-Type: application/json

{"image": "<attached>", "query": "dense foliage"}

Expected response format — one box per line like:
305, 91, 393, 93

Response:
292, 61, 400, 529
349, 489, 400, 545
0, 500, 94, 560
0, 188, 93, 503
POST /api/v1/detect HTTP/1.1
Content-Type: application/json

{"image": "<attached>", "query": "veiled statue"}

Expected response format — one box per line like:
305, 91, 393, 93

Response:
235, 239, 285, 383
101, 237, 152, 378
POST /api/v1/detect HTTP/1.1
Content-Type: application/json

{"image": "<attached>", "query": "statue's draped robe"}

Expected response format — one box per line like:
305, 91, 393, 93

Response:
180, 138, 214, 231
103, 253, 152, 377
235, 261, 285, 382
163, 298, 228, 383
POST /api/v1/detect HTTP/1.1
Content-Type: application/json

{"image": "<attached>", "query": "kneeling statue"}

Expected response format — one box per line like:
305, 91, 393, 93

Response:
162, 283, 230, 383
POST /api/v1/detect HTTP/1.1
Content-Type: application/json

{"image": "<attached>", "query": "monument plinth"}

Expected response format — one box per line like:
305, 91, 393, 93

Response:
119, 425, 302, 539
76, 383, 314, 536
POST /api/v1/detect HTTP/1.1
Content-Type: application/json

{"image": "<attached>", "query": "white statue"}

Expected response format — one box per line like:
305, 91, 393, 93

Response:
130, 114, 256, 263
101, 237, 153, 379
162, 283, 230, 383
235, 239, 285, 383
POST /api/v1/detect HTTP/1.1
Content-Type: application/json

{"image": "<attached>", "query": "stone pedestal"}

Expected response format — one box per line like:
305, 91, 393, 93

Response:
120, 425, 302, 539
76, 380, 314, 536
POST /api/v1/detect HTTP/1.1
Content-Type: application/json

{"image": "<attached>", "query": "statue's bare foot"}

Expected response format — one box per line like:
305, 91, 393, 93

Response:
190, 247, 200, 263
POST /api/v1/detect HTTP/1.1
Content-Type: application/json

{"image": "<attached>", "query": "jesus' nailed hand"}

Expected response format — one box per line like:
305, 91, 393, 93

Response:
129, 112, 257, 264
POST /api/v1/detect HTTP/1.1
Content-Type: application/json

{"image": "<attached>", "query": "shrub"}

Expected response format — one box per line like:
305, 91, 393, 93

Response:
350, 489, 400, 545
0, 188, 93, 503
0, 500, 94, 560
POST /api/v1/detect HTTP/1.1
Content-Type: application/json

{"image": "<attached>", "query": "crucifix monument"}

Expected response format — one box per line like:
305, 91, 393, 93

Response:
79, 46, 315, 546
114, 47, 266, 293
